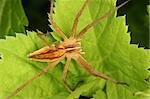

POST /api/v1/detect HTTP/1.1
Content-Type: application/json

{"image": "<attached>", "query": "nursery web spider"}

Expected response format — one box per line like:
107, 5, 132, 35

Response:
7, 0, 130, 98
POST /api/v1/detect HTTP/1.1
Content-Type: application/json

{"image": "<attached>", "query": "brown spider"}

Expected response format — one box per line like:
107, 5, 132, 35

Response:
7, 0, 130, 98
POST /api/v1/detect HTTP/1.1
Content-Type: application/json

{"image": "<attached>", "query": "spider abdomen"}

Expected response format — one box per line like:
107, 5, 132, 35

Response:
28, 46, 66, 62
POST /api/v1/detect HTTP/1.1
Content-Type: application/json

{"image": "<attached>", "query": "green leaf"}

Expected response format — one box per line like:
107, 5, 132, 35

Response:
0, 0, 28, 38
0, 32, 72, 98
66, 80, 97, 99
0, 0, 149, 99
0, 32, 67, 98
92, 89, 106, 99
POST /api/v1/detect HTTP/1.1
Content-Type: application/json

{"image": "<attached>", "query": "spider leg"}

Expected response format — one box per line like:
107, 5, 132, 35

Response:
48, 0, 67, 40
6, 57, 63, 99
36, 30, 51, 46
73, 55, 126, 84
70, 0, 89, 37
76, 0, 130, 39
62, 57, 74, 90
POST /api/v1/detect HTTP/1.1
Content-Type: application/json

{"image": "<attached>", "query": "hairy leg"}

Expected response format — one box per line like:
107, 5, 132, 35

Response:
36, 30, 51, 46
62, 57, 74, 90
6, 58, 62, 99
48, 0, 67, 39
76, 0, 130, 39
73, 55, 126, 84
70, 0, 89, 37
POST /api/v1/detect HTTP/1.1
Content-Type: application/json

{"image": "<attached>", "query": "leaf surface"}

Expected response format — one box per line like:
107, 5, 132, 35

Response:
0, 0, 28, 38
0, 0, 149, 99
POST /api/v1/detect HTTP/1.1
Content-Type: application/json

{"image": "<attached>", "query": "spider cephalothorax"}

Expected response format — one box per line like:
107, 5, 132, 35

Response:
7, 0, 130, 98
60, 37, 82, 53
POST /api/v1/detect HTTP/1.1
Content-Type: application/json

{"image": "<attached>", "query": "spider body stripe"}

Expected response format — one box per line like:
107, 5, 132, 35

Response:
29, 49, 65, 60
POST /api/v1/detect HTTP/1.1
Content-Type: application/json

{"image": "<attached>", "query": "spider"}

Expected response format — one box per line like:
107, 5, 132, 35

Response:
7, 0, 130, 98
